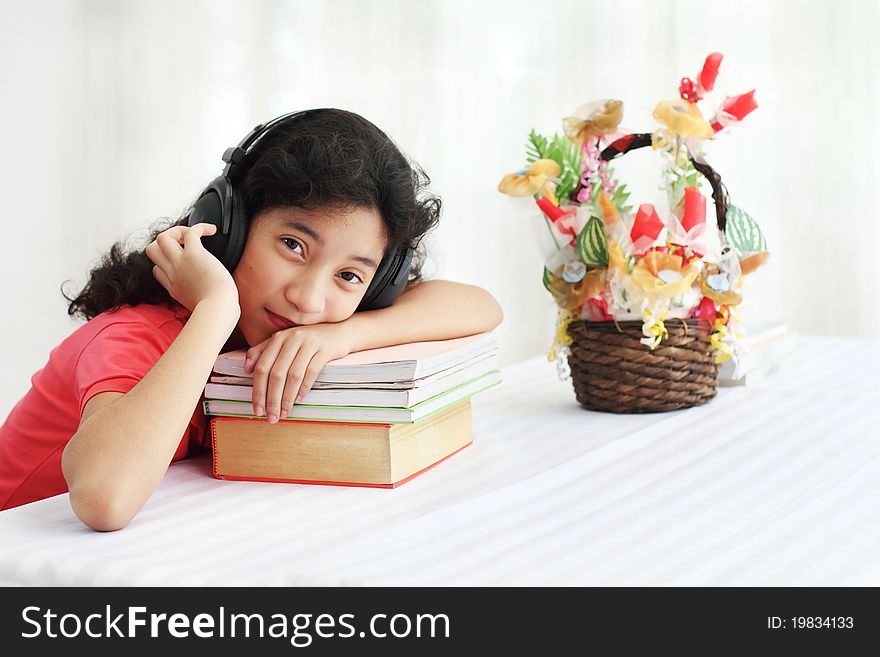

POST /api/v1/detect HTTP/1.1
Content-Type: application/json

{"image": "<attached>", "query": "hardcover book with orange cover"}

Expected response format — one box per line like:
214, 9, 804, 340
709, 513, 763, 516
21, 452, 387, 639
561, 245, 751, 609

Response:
211, 399, 473, 488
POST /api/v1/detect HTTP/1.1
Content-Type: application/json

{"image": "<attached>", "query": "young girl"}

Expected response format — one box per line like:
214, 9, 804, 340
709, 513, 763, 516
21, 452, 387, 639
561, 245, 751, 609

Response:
0, 108, 503, 530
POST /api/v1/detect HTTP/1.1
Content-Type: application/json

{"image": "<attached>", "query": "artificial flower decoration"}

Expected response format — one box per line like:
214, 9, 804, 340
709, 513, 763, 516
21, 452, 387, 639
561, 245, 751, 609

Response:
499, 52, 765, 367
498, 159, 560, 197
563, 100, 623, 147
699, 266, 743, 306
549, 265, 606, 312
631, 251, 700, 298
652, 99, 714, 140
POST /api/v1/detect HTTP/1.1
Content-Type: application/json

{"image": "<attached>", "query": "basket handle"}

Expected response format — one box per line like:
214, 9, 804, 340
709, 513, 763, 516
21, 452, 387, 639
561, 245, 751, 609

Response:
596, 133, 729, 233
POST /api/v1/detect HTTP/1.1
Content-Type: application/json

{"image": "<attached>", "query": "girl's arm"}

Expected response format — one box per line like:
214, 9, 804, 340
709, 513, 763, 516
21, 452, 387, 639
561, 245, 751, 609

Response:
344, 279, 503, 351
244, 279, 503, 423
61, 224, 239, 531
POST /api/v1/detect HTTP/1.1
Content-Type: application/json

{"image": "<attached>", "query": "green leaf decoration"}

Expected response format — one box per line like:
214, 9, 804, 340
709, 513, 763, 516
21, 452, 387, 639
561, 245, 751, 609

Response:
610, 181, 633, 216
542, 266, 554, 293
577, 216, 608, 267
725, 205, 767, 257
525, 131, 549, 163
525, 130, 582, 204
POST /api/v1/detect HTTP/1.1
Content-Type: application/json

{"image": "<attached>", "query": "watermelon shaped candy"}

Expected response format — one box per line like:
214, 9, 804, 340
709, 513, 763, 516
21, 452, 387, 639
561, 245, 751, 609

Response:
725, 205, 767, 257
577, 216, 608, 268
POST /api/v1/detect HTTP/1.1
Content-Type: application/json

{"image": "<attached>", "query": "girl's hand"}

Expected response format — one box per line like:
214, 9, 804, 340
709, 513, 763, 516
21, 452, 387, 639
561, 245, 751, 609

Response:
145, 223, 239, 312
243, 322, 358, 423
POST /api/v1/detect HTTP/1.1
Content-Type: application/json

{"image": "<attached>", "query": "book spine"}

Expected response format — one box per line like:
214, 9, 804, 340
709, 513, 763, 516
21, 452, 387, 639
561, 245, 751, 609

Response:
213, 440, 473, 488
210, 418, 220, 478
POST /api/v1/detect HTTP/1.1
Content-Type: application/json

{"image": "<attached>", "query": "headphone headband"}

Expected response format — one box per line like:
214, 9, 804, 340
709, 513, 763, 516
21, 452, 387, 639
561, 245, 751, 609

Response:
221, 109, 327, 180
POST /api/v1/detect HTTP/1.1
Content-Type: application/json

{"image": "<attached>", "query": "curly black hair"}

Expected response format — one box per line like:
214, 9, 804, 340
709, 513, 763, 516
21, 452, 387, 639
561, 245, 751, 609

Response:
63, 109, 441, 321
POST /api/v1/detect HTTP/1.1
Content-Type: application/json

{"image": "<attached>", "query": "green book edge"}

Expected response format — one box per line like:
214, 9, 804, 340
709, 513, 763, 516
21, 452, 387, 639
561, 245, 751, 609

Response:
203, 372, 502, 424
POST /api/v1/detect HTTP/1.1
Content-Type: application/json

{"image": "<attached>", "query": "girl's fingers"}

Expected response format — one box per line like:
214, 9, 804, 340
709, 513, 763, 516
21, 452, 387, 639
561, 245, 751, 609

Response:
270, 341, 313, 422
144, 240, 172, 271
243, 343, 267, 375
183, 223, 217, 251
155, 231, 184, 263
191, 222, 218, 235
247, 331, 335, 423
250, 337, 286, 419
295, 353, 329, 406
149, 224, 216, 266
151, 265, 171, 290
159, 225, 189, 243
157, 223, 216, 248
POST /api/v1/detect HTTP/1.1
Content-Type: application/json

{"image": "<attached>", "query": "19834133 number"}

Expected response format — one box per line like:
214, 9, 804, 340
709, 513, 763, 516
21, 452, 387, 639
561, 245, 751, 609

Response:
768, 617, 854, 630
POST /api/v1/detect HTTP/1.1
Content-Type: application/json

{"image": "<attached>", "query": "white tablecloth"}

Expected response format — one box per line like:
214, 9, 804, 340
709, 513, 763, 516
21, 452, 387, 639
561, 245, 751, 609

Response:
1, 336, 878, 586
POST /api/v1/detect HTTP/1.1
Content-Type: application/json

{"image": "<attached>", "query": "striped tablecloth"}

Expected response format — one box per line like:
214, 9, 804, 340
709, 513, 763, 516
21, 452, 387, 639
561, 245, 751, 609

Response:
1, 336, 878, 586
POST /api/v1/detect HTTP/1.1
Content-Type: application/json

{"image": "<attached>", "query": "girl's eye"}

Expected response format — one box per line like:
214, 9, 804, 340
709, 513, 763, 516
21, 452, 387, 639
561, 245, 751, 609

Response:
281, 237, 303, 254
338, 271, 363, 284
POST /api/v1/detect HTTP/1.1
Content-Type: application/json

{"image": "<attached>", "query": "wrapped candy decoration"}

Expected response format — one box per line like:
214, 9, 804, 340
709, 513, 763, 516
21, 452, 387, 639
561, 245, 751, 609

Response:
498, 53, 767, 413
630, 204, 665, 255
498, 159, 561, 198
563, 99, 624, 147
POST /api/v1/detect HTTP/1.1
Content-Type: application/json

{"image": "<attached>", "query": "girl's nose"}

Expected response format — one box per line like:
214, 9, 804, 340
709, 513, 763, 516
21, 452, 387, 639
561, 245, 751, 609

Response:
284, 276, 326, 316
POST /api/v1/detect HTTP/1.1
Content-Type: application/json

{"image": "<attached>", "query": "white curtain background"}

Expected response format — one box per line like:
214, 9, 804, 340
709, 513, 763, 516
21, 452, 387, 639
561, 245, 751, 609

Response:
1, 0, 876, 418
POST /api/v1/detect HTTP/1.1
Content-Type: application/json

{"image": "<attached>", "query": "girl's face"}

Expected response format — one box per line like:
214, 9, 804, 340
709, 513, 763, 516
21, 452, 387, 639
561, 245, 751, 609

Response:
232, 205, 387, 347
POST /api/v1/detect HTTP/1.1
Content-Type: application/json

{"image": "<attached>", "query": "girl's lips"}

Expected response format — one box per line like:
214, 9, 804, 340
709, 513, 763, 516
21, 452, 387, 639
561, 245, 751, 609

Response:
266, 309, 295, 330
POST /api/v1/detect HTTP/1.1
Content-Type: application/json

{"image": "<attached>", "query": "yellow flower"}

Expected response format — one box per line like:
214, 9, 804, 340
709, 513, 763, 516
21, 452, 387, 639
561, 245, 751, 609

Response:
652, 99, 714, 140
549, 266, 606, 312
498, 159, 561, 197
631, 251, 699, 298
699, 267, 743, 306
563, 100, 623, 147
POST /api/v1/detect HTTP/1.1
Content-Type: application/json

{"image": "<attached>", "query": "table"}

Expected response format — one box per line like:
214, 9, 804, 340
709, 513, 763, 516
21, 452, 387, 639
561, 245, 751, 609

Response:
1, 336, 878, 586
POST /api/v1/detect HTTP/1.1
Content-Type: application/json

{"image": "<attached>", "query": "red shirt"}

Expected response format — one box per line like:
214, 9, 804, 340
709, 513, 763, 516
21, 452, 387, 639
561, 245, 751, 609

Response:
0, 304, 208, 510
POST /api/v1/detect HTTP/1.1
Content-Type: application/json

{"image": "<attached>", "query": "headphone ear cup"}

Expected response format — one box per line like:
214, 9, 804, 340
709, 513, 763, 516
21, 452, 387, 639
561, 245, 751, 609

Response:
357, 247, 413, 311
188, 176, 248, 272
189, 176, 230, 265
222, 185, 248, 272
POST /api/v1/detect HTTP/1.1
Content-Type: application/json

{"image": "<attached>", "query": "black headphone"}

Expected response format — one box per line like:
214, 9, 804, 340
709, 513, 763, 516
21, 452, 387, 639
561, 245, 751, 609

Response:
187, 109, 413, 311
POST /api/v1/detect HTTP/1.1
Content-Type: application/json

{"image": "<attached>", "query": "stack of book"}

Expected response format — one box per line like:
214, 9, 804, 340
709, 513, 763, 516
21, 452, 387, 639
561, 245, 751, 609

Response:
203, 333, 500, 488
719, 321, 798, 386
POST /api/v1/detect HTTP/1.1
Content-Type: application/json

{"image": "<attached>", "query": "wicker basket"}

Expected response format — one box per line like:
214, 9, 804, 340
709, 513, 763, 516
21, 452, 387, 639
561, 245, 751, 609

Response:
565, 132, 729, 413
567, 319, 719, 413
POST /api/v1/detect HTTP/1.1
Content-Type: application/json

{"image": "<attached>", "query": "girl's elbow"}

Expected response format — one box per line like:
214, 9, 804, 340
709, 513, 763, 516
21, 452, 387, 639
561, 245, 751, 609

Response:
62, 431, 142, 531
493, 300, 504, 329
65, 474, 140, 532
69, 488, 138, 532
482, 291, 504, 330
